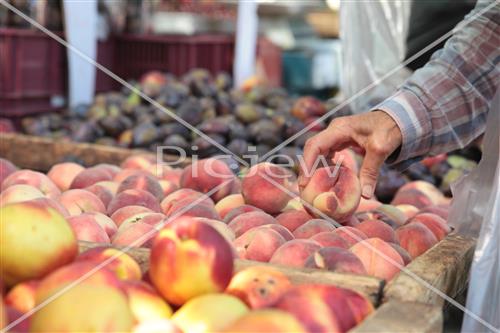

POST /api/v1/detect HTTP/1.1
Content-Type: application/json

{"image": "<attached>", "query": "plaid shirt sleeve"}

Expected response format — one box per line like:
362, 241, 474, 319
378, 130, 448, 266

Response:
373, 0, 500, 170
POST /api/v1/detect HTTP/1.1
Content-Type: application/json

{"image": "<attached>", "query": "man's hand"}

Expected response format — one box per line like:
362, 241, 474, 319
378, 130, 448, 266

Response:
299, 111, 403, 199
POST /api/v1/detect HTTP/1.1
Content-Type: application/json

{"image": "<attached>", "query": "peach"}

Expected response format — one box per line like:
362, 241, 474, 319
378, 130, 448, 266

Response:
118, 173, 164, 201
332, 226, 368, 247
371, 204, 408, 227
223, 204, 263, 223
259, 224, 294, 241
67, 214, 110, 243
160, 188, 214, 215
226, 266, 292, 309
121, 154, 157, 170
350, 238, 404, 280
389, 243, 412, 265
69, 166, 114, 189
332, 148, 359, 174
119, 213, 166, 229
195, 218, 236, 243
84, 183, 114, 208
180, 158, 237, 203
228, 211, 277, 237
111, 205, 154, 227
159, 168, 183, 186
419, 205, 449, 221
221, 309, 307, 332
215, 194, 245, 219
108, 189, 161, 215
293, 219, 336, 239
355, 198, 382, 213
35, 261, 121, 303
149, 218, 234, 305
77, 246, 142, 281
396, 223, 439, 258
344, 214, 361, 227
80, 212, 117, 237
391, 181, 447, 208
305, 247, 367, 275
30, 283, 134, 332
396, 204, 420, 219
0, 201, 77, 286
310, 232, 349, 249
275, 284, 373, 333
5, 280, 39, 313
167, 197, 220, 220
146, 163, 173, 179
0, 184, 44, 206
0, 158, 17, 185
172, 293, 249, 333
408, 213, 450, 241
159, 180, 179, 197
1, 169, 60, 199
5, 305, 31, 332
301, 165, 361, 222
275, 210, 312, 232
29, 197, 70, 217
114, 168, 151, 183
94, 163, 122, 178
133, 319, 182, 333
355, 219, 398, 243
269, 239, 322, 268
242, 162, 293, 214
283, 196, 307, 212
112, 221, 158, 248
94, 180, 119, 195
234, 227, 286, 262
121, 280, 173, 323
58, 189, 107, 216
47, 162, 85, 191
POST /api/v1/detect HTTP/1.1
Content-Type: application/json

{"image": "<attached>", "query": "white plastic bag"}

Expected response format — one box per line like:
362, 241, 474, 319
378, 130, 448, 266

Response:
340, 1, 412, 112
448, 90, 500, 332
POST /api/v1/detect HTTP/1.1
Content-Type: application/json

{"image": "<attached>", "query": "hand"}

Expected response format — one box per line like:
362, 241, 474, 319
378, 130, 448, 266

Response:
299, 111, 403, 199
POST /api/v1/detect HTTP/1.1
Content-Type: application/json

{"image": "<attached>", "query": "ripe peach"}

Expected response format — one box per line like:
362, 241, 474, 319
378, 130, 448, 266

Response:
293, 219, 336, 239
389, 243, 412, 265
301, 165, 361, 222
228, 211, 277, 238
355, 219, 398, 243
70, 166, 114, 189
58, 189, 107, 216
159, 180, 179, 197
80, 212, 117, 237
234, 227, 286, 262
149, 218, 234, 305
275, 210, 312, 232
396, 223, 439, 258
166, 197, 220, 220
332, 148, 359, 174
47, 162, 85, 191
391, 181, 447, 208
30, 283, 134, 332
0, 158, 17, 185
114, 168, 151, 183
355, 198, 382, 213
395, 204, 420, 219
371, 204, 408, 228
121, 280, 173, 323
283, 196, 307, 212
172, 293, 249, 333
67, 214, 110, 243
2, 169, 60, 199
4, 305, 30, 332
215, 194, 245, 219
227, 266, 292, 309
118, 173, 164, 201
269, 239, 322, 268
305, 247, 367, 275
77, 246, 142, 281
160, 188, 214, 215
84, 183, 114, 208
118, 213, 165, 232
112, 221, 158, 248
108, 189, 161, 215
111, 205, 154, 227
180, 158, 237, 203
195, 218, 236, 243
310, 232, 349, 249
408, 213, 450, 241
94, 180, 119, 195
5, 280, 39, 313
419, 205, 449, 221
133, 319, 182, 333
121, 154, 157, 170
350, 238, 404, 280
94, 163, 121, 178
1, 201, 77, 286
29, 197, 70, 217
259, 224, 294, 241
344, 214, 361, 227
221, 309, 307, 332
242, 162, 293, 214
0, 184, 44, 206
332, 226, 368, 247
223, 204, 263, 223
159, 168, 183, 186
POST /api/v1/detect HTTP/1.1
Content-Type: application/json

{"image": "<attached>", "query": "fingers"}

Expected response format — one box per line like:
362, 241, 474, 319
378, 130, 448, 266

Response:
358, 147, 386, 199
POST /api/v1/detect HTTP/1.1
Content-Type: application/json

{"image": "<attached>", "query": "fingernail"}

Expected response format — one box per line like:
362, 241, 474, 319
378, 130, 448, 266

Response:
362, 185, 373, 198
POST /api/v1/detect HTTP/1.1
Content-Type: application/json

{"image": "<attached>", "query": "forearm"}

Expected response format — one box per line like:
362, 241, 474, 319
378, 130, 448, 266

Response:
374, 0, 500, 169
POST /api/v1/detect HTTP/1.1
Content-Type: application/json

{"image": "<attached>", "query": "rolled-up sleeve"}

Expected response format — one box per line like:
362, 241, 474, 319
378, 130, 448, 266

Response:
373, 0, 500, 169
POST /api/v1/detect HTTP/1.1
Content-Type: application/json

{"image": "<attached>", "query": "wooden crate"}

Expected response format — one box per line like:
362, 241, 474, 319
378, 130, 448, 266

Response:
78, 241, 443, 333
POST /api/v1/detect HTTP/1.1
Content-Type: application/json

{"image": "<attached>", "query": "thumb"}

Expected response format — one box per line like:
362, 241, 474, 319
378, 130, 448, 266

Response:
358, 149, 385, 199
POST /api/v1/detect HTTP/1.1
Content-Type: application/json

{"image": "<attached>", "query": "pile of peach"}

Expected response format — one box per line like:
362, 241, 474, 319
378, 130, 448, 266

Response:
1, 196, 373, 332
